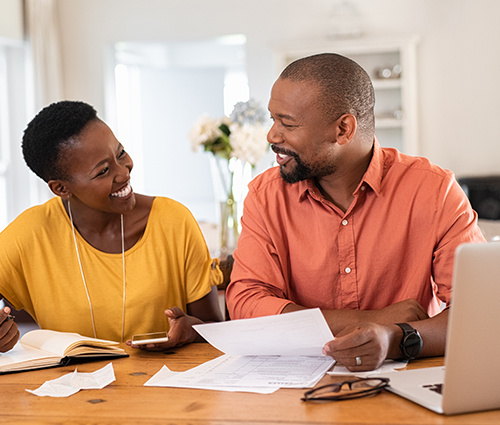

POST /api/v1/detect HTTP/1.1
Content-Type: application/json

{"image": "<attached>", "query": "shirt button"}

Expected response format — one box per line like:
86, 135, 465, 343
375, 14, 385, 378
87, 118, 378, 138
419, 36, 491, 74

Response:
360, 185, 366, 191
341, 219, 348, 226
345, 267, 351, 274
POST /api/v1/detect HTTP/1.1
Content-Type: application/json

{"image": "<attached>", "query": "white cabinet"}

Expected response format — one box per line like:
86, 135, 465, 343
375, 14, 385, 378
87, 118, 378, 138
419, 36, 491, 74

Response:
275, 37, 419, 155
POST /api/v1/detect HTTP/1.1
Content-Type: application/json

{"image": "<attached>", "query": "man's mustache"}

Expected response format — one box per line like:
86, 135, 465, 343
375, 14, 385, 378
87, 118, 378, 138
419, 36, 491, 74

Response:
270, 145, 297, 157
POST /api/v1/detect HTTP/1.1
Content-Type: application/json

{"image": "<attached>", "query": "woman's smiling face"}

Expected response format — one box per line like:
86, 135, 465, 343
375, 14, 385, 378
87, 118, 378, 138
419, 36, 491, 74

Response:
57, 119, 136, 214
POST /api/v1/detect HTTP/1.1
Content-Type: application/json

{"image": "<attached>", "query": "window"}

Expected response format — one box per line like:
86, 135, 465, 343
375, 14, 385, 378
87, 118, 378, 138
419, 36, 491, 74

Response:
0, 47, 9, 229
107, 36, 249, 223
0, 39, 30, 232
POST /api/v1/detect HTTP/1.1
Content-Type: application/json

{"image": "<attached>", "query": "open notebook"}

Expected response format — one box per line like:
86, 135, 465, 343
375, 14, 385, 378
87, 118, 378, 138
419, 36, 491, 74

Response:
0, 329, 127, 374
381, 242, 500, 415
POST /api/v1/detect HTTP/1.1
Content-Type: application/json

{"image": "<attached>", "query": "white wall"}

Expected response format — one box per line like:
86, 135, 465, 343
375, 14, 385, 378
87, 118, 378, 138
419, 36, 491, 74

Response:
0, 0, 23, 41
1, 0, 498, 179
54, 0, 500, 180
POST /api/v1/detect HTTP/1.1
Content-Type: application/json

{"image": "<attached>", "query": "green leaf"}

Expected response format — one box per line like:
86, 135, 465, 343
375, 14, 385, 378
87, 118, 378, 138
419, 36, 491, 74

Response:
219, 122, 231, 137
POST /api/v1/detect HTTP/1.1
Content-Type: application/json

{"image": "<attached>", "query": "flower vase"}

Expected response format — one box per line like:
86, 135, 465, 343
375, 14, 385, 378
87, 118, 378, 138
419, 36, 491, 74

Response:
219, 191, 239, 257
210, 157, 250, 257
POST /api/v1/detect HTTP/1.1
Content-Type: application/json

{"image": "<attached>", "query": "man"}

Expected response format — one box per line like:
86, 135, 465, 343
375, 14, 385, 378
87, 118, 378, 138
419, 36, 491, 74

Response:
226, 53, 485, 371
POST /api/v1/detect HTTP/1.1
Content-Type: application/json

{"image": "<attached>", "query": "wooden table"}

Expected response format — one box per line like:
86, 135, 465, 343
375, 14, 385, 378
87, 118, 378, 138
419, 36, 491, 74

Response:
1, 343, 499, 424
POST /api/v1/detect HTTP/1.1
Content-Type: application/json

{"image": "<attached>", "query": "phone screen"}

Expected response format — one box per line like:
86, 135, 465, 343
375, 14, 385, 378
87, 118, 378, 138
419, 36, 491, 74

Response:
131, 332, 169, 345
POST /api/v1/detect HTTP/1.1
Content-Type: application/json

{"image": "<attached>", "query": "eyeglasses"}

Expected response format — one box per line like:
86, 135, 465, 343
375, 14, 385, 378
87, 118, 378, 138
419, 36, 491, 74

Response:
301, 378, 389, 401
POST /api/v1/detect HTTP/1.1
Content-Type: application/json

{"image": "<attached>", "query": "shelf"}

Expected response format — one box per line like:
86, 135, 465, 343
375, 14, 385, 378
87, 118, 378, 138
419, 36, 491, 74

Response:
375, 118, 404, 129
274, 36, 419, 155
372, 79, 403, 90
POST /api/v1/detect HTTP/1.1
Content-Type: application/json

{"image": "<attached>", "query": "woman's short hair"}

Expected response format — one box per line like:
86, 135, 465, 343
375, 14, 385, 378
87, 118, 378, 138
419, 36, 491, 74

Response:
22, 100, 98, 182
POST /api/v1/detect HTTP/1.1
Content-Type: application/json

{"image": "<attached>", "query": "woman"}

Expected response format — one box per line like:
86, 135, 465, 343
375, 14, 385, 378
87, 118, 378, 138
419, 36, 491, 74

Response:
0, 100, 223, 353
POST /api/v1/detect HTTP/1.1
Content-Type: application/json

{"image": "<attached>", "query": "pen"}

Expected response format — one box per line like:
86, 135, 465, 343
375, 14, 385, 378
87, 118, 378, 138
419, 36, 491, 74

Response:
7, 315, 15, 320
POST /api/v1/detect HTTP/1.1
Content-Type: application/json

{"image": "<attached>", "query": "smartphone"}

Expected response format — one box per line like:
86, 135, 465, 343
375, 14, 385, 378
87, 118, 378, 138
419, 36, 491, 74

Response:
131, 331, 169, 345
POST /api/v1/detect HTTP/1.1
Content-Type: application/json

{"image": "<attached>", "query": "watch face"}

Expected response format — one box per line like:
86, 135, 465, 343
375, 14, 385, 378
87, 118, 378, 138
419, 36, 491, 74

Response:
404, 333, 422, 357
406, 333, 420, 345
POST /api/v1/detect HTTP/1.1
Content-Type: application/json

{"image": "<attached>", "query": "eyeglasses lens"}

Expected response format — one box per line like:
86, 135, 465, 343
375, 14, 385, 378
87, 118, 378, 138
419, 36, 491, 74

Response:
350, 379, 385, 390
302, 378, 388, 401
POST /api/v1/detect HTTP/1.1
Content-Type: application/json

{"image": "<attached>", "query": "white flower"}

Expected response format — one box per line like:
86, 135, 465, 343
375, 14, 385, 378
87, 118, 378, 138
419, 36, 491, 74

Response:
188, 100, 270, 165
230, 99, 267, 126
229, 123, 269, 165
188, 115, 230, 152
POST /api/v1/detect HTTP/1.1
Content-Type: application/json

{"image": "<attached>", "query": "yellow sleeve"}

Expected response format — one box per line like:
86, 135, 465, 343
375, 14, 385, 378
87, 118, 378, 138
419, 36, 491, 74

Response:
209, 258, 224, 287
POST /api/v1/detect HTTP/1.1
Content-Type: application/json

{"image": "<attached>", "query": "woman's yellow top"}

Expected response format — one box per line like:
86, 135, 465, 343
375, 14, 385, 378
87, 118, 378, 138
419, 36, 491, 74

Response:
0, 197, 221, 341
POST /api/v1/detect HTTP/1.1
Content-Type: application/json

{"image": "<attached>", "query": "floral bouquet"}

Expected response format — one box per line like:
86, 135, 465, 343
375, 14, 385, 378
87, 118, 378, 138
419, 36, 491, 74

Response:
188, 99, 269, 166
188, 99, 270, 255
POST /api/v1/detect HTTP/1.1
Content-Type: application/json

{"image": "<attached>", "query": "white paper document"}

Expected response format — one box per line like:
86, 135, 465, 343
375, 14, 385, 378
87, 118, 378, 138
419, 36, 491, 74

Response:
26, 363, 116, 397
327, 359, 408, 377
145, 353, 334, 393
192, 307, 334, 356
145, 308, 335, 392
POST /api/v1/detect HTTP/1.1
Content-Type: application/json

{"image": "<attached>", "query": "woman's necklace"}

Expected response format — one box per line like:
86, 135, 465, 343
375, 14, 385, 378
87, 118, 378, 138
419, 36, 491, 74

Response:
67, 201, 126, 342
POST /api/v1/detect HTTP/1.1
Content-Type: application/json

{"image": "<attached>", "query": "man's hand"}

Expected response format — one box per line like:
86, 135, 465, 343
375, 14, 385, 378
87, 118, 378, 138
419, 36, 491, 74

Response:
322, 305, 449, 371
0, 306, 20, 353
322, 322, 399, 372
126, 306, 203, 351
366, 299, 429, 325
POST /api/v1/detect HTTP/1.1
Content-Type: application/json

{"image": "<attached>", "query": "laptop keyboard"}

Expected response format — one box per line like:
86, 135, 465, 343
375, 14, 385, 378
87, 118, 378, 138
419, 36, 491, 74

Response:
422, 383, 443, 394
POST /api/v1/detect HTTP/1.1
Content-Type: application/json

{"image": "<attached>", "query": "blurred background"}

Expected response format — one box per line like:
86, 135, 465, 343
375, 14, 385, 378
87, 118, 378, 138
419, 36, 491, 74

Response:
1, 0, 499, 231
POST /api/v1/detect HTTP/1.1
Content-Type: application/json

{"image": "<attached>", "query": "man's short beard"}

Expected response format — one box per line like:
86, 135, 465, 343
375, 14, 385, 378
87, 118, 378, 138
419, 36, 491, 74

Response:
280, 152, 336, 184
280, 154, 314, 183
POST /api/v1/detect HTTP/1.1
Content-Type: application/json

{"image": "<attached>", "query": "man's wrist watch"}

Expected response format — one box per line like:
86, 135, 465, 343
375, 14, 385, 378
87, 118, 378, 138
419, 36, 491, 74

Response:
395, 323, 423, 360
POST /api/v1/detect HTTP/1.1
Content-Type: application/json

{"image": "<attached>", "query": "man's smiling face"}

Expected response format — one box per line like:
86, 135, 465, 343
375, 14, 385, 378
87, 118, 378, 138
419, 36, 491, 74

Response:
267, 77, 340, 183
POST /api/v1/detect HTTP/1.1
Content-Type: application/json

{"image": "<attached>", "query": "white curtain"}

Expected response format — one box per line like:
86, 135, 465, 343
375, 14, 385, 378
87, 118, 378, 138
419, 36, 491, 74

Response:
24, 0, 64, 203
25, 0, 64, 108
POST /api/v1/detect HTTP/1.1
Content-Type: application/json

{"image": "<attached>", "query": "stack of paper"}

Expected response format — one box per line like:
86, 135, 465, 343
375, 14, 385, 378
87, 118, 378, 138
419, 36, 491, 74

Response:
145, 308, 335, 393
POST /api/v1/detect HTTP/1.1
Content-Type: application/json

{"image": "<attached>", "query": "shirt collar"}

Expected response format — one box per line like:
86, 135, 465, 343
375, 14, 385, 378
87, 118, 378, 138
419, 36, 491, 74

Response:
297, 138, 385, 202
359, 138, 383, 196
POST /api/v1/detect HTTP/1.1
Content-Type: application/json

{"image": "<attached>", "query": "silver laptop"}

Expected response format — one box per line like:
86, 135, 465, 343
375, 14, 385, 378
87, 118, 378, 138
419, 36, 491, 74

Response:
381, 242, 500, 415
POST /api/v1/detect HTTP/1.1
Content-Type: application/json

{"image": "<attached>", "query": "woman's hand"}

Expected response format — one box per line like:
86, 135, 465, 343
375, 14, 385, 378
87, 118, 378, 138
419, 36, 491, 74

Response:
0, 306, 20, 353
163, 306, 205, 347
126, 307, 203, 351
125, 286, 223, 351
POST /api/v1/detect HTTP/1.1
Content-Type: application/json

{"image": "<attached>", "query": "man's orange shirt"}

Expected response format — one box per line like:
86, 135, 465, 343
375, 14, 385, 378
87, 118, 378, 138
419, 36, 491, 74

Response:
227, 142, 485, 320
